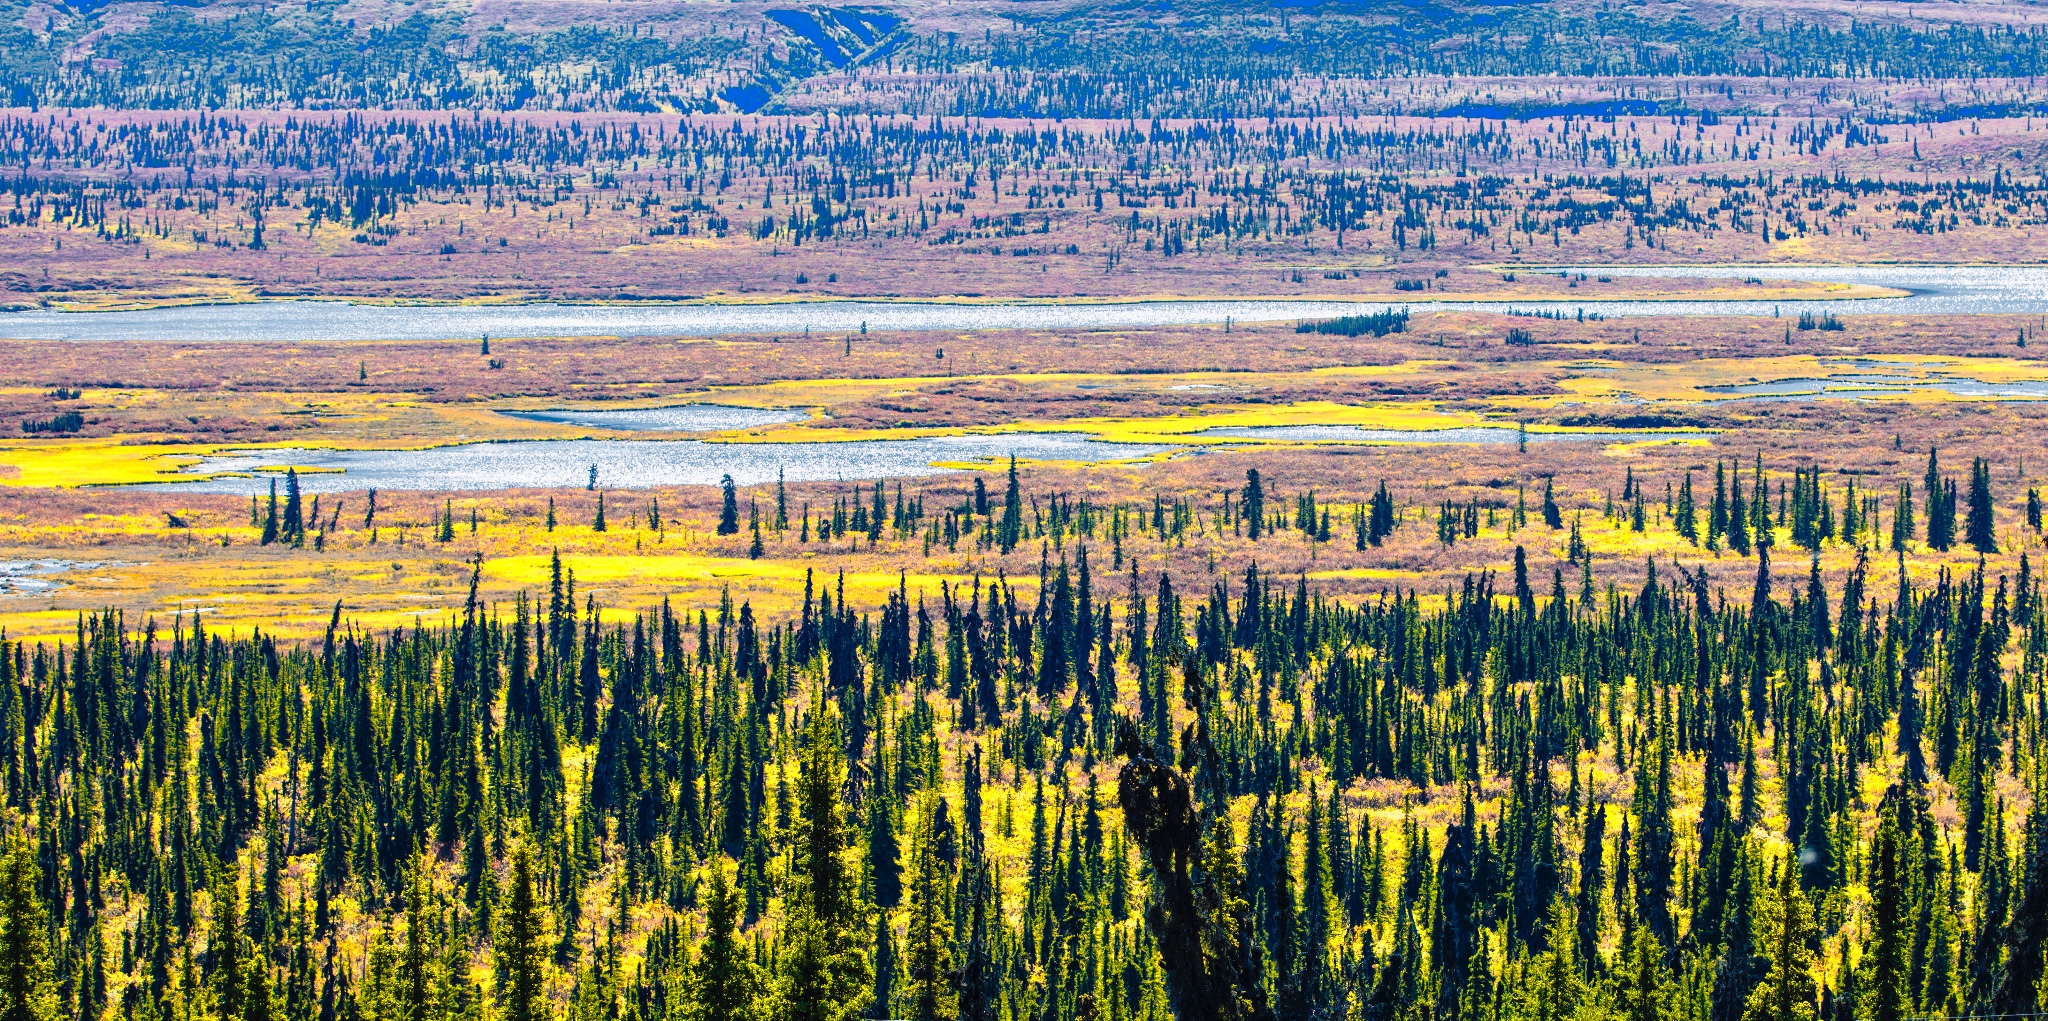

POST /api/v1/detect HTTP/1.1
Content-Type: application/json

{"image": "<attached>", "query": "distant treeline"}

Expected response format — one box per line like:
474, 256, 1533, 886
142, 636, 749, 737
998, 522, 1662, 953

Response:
6, 0, 2048, 115
6, 107, 2039, 261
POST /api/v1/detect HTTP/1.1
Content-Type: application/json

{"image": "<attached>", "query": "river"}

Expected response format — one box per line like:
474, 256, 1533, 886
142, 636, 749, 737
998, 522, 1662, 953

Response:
8, 265, 2045, 343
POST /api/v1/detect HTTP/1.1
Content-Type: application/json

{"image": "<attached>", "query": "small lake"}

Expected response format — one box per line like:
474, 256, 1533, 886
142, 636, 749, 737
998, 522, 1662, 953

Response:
1200, 426, 1713, 443
148, 434, 1174, 494
142, 420, 1723, 493
10, 265, 2048, 342
499, 405, 806, 431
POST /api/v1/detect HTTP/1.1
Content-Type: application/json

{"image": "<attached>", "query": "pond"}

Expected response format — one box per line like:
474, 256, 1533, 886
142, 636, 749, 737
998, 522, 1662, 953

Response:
147, 434, 1175, 494
141, 417, 1724, 492
498, 405, 806, 431
10, 265, 2047, 342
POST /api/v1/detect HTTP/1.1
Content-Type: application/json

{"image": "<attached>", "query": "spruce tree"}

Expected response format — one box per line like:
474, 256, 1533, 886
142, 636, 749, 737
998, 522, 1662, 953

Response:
1299, 789, 1334, 1013
694, 861, 760, 1021
283, 468, 304, 545
1751, 455, 1773, 548
495, 844, 550, 1021
398, 864, 434, 1021
868, 797, 902, 909
0, 840, 53, 1021
904, 801, 955, 1021
1728, 469, 1751, 554
868, 916, 895, 1021
1632, 731, 1676, 945
1619, 928, 1668, 1021
1574, 806, 1606, 977
244, 943, 273, 1021
1862, 813, 1907, 1021
214, 875, 247, 1021
778, 706, 871, 1021
1368, 481, 1397, 545
1710, 460, 1729, 546
776, 470, 789, 531
1891, 483, 1914, 552
1965, 458, 1997, 553
998, 457, 1023, 554
1677, 473, 1697, 544
261, 480, 280, 545
1244, 469, 1266, 540
1925, 449, 1955, 550
1743, 856, 1818, 1021
719, 475, 740, 536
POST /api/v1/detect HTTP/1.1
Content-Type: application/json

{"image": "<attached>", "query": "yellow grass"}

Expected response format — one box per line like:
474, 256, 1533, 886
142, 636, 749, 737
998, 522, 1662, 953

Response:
0, 527, 1045, 640
0, 438, 216, 487
731, 398, 1486, 444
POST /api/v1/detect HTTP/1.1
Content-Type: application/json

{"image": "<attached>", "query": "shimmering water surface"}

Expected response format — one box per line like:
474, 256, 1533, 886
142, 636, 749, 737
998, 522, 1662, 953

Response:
146, 435, 1174, 494
0, 560, 107, 596
498, 405, 806, 431
142, 421, 1721, 492
10, 265, 2046, 342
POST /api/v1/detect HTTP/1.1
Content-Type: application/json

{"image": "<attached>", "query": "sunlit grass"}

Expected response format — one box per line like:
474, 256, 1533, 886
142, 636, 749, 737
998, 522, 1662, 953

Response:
0, 437, 217, 486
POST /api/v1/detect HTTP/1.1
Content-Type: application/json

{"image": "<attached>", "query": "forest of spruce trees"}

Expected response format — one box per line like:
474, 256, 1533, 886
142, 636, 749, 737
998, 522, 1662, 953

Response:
0, 454, 2040, 1021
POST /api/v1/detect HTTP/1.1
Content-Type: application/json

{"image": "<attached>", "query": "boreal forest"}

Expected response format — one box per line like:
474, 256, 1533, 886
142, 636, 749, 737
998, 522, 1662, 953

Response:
0, 448, 2042, 1021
